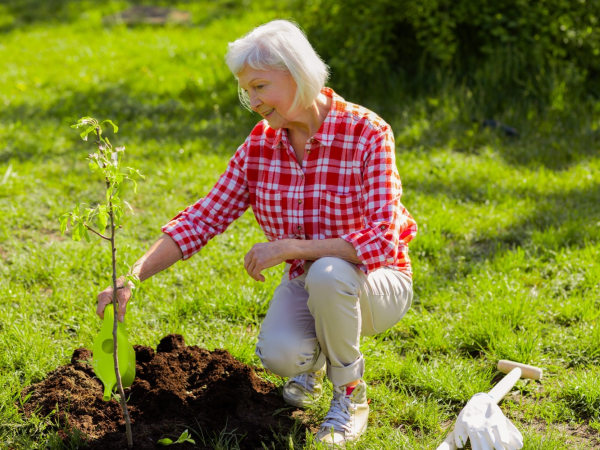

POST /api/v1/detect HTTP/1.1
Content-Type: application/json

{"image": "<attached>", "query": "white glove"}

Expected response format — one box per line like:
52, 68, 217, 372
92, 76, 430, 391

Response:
454, 393, 523, 450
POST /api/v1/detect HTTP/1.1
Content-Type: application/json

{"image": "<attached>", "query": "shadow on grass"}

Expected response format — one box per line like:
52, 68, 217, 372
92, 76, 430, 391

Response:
412, 175, 600, 284
0, 79, 259, 162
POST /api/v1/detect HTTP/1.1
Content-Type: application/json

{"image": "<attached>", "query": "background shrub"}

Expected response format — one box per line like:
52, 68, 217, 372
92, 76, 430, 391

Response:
297, 0, 600, 112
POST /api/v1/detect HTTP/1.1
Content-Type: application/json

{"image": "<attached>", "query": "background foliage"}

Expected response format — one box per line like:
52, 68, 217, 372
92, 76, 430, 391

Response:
299, 0, 600, 113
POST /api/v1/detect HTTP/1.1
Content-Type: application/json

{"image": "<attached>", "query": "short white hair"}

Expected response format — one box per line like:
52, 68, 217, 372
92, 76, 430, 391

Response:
225, 20, 329, 111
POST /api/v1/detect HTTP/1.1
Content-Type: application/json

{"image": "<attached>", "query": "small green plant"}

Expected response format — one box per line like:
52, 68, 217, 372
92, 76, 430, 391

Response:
60, 117, 144, 449
157, 429, 196, 446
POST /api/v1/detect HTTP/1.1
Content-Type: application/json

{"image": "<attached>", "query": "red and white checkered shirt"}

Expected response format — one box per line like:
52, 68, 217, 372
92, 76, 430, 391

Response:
162, 88, 417, 280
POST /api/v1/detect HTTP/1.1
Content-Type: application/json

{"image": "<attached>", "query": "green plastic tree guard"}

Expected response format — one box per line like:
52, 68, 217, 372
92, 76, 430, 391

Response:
93, 304, 136, 401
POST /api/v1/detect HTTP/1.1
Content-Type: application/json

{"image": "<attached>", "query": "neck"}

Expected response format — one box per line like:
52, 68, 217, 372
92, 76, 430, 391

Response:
285, 93, 331, 140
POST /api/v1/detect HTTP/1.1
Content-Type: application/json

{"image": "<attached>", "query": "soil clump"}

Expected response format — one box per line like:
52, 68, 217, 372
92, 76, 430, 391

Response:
21, 334, 304, 449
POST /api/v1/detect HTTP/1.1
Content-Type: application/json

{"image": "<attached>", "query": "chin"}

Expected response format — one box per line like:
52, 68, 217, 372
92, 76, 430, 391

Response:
266, 119, 283, 129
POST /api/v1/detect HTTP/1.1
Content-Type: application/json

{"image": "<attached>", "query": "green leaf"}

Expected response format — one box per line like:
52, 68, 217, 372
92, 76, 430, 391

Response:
127, 167, 145, 180
123, 200, 134, 214
80, 126, 95, 141
157, 438, 173, 446
101, 119, 119, 133
98, 205, 108, 233
83, 226, 91, 243
59, 214, 69, 235
72, 222, 83, 242
113, 204, 122, 227
71, 117, 95, 129
85, 207, 95, 222
124, 274, 140, 300
174, 430, 194, 444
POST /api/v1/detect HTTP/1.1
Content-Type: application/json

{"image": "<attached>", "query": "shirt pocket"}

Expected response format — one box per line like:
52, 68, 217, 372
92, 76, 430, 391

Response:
254, 187, 285, 241
319, 191, 364, 238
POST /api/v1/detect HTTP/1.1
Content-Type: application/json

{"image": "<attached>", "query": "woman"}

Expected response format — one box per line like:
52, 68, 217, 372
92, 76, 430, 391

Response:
97, 20, 417, 447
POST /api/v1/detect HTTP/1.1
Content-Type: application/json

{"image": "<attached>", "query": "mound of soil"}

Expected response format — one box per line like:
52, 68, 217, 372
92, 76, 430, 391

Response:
21, 334, 304, 449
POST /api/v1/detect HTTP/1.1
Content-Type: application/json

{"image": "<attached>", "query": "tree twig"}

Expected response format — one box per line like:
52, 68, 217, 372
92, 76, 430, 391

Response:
84, 223, 110, 241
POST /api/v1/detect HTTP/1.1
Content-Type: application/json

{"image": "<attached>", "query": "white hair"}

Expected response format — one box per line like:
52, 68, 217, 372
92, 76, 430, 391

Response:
225, 19, 329, 111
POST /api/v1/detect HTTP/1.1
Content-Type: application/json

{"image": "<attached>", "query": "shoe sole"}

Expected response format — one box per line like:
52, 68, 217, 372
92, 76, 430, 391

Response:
317, 423, 368, 448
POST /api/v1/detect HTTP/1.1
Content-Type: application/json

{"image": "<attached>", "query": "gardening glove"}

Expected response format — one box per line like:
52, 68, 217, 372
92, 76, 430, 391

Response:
96, 275, 133, 323
454, 393, 523, 450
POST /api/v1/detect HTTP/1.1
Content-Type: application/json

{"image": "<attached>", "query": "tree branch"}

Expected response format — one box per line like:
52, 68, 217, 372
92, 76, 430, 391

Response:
84, 223, 110, 241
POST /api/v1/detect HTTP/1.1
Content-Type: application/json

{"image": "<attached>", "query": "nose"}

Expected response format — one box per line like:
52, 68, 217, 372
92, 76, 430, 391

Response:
249, 91, 262, 112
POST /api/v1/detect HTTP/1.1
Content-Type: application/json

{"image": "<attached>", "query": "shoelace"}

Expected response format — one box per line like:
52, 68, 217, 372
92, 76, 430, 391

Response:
320, 386, 353, 433
290, 370, 321, 391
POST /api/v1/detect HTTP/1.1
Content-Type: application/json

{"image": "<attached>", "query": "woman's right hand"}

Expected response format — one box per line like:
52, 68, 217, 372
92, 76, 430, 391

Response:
97, 276, 133, 323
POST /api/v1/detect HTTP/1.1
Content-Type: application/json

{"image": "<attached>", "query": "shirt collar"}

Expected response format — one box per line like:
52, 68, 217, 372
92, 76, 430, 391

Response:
272, 87, 347, 149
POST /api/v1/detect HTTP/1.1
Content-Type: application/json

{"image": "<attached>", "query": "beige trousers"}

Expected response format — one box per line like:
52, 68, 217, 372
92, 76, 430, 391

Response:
255, 257, 413, 387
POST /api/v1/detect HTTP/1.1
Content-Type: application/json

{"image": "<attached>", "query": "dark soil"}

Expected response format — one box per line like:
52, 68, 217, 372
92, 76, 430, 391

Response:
21, 334, 305, 449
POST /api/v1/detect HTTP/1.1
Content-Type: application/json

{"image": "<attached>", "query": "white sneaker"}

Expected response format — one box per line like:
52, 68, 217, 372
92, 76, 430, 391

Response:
315, 380, 369, 448
283, 367, 325, 407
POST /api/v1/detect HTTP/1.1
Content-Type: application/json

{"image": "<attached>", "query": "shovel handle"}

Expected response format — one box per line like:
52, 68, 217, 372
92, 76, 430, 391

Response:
488, 367, 521, 403
498, 359, 543, 380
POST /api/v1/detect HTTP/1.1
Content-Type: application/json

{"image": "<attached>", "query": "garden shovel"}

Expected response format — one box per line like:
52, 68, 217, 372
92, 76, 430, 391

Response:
92, 304, 136, 401
436, 360, 543, 450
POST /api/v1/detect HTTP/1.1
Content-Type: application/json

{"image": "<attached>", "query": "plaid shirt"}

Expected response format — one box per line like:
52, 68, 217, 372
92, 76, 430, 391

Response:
162, 88, 417, 280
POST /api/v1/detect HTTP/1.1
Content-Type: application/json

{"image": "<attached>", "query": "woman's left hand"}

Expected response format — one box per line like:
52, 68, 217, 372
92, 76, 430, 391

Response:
244, 240, 292, 282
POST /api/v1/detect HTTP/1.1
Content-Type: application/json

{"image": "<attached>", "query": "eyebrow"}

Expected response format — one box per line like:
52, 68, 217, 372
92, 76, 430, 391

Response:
240, 78, 266, 90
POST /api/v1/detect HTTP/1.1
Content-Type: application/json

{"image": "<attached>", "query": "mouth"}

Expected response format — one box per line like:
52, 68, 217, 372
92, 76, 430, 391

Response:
261, 108, 274, 118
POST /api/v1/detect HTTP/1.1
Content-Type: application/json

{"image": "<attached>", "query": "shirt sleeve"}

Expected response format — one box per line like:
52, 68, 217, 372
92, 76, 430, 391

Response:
341, 126, 417, 272
161, 141, 250, 260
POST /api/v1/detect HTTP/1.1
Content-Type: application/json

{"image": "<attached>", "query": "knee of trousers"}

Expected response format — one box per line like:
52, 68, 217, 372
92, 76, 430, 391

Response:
305, 257, 360, 309
255, 332, 321, 378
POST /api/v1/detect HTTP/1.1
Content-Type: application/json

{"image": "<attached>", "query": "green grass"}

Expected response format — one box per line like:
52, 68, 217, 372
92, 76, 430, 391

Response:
1, 1, 600, 448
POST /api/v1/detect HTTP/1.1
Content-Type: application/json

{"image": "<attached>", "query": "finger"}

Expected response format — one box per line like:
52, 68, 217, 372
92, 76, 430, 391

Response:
246, 258, 259, 281
250, 259, 266, 282
252, 266, 265, 282
476, 430, 494, 450
504, 421, 524, 447
117, 291, 129, 323
469, 432, 487, 450
250, 260, 261, 281
243, 250, 250, 271
490, 423, 508, 449
96, 291, 113, 319
454, 426, 469, 448
244, 245, 256, 271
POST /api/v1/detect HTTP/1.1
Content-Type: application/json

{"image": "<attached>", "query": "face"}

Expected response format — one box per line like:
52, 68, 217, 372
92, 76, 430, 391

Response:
237, 65, 298, 129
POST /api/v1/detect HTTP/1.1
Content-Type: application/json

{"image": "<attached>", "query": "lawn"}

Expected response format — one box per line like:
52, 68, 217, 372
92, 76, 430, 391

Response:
1, 1, 599, 449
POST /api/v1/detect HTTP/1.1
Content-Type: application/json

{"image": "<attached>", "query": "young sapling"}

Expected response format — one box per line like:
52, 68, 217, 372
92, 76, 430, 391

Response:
60, 117, 144, 449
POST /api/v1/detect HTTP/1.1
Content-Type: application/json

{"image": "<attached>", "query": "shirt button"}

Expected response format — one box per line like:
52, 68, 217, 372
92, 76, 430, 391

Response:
380, 225, 387, 230
298, 226, 302, 231
309, 138, 314, 143
298, 199, 302, 204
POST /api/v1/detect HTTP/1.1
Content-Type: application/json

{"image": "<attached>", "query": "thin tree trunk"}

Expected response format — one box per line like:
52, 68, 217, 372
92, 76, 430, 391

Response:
109, 196, 134, 449
98, 126, 133, 448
